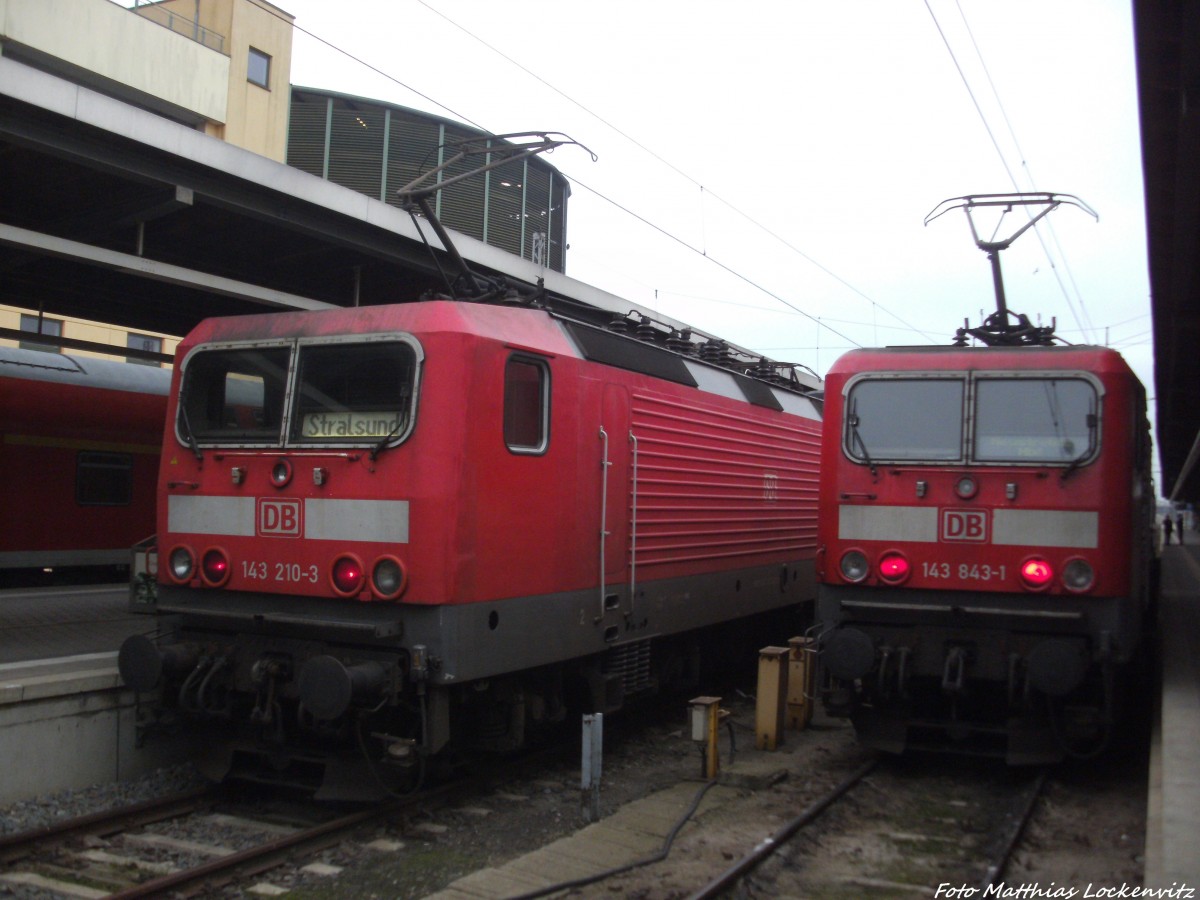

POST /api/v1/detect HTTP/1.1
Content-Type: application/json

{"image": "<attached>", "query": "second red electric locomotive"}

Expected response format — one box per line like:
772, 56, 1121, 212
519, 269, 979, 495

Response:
815, 341, 1154, 762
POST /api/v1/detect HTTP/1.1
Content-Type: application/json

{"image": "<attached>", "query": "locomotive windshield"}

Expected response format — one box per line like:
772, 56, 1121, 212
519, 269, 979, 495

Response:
973, 377, 1097, 463
179, 347, 290, 442
290, 341, 418, 444
178, 338, 420, 447
845, 378, 965, 461
844, 373, 1100, 466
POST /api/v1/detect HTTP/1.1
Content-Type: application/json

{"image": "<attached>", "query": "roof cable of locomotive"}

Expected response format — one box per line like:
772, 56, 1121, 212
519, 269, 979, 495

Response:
925, 192, 1098, 347
394, 133, 828, 388
416, 0, 937, 345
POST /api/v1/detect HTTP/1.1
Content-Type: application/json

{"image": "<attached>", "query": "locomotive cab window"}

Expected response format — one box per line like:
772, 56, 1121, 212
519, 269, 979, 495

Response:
290, 341, 419, 445
844, 377, 964, 463
973, 377, 1098, 464
179, 347, 290, 444
504, 356, 549, 453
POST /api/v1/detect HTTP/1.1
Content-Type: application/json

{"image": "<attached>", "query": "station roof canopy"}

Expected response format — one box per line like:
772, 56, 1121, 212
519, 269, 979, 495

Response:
0, 57, 669, 349
1135, 0, 1200, 502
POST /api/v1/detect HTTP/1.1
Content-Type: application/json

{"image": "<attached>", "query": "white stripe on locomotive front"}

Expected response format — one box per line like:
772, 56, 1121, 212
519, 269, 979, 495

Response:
837, 504, 1099, 549
168, 495, 410, 543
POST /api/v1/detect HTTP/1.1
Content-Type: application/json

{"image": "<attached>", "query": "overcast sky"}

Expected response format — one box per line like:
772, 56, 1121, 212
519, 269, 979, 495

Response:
279, 0, 1152, 462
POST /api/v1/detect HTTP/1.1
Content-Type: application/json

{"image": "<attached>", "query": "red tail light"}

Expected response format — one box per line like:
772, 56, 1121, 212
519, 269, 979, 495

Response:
878, 551, 911, 584
201, 548, 231, 586
1020, 557, 1054, 590
331, 555, 365, 596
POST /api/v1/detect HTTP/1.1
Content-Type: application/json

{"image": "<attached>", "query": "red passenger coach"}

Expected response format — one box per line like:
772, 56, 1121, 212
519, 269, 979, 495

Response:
0, 346, 168, 577
815, 342, 1155, 762
121, 300, 822, 796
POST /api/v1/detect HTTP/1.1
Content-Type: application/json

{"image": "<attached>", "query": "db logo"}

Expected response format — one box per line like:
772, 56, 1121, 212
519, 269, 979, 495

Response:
940, 509, 989, 543
258, 498, 302, 537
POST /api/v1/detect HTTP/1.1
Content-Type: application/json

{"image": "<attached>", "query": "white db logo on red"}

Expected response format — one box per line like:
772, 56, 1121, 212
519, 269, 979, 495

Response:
258, 498, 302, 537
940, 509, 989, 543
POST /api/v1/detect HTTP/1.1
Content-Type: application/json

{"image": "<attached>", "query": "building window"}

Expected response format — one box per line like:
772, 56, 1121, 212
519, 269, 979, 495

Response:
77, 452, 134, 506
127, 333, 163, 366
248, 47, 271, 88
503, 356, 549, 453
19, 314, 62, 353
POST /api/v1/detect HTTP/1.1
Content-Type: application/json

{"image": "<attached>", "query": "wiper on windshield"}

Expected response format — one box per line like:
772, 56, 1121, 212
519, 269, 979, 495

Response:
847, 406, 878, 477
178, 401, 203, 462
1060, 411, 1098, 483
368, 415, 407, 461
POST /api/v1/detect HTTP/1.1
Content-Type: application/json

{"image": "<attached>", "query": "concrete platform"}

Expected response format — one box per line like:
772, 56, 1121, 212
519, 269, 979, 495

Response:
0, 584, 187, 804
1145, 534, 1200, 886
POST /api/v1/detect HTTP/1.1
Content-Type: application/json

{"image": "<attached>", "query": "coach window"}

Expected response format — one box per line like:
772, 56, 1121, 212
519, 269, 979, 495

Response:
844, 377, 964, 463
504, 356, 549, 453
179, 347, 290, 443
973, 377, 1098, 464
77, 452, 133, 506
290, 341, 419, 445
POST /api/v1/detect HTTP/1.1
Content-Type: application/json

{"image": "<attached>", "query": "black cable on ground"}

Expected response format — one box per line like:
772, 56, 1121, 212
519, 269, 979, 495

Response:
504, 777, 721, 900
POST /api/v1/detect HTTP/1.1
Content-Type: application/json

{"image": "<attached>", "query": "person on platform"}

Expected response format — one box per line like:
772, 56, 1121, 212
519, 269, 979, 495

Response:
1164, 514, 1175, 546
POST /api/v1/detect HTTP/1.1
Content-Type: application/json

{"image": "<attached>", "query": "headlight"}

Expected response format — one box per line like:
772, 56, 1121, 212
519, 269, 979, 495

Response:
1062, 558, 1095, 592
372, 557, 407, 599
168, 546, 195, 583
839, 550, 870, 583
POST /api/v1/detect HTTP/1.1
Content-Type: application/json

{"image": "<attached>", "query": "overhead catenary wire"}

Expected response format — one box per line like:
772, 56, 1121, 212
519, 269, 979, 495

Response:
414, 0, 937, 346
265, 1, 1131, 355
954, 0, 1098, 343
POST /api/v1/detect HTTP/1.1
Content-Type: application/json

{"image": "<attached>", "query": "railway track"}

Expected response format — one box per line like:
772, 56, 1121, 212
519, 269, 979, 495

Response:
685, 755, 1051, 898
0, 781, 448, 898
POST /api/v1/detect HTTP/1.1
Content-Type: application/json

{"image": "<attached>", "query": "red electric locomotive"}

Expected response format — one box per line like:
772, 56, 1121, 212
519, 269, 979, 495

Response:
119, 298, 822, 796
0, 345, 169, 578
815, 194, 1156, 762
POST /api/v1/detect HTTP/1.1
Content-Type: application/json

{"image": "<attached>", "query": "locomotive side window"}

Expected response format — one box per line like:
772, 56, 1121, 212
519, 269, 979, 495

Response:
291, 342, 418, 445
179, 347, 290, 443
973, 378, 1097, 463
844, 378, 964, 462
76, 451, 133, 506
504, 356, 549, 453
